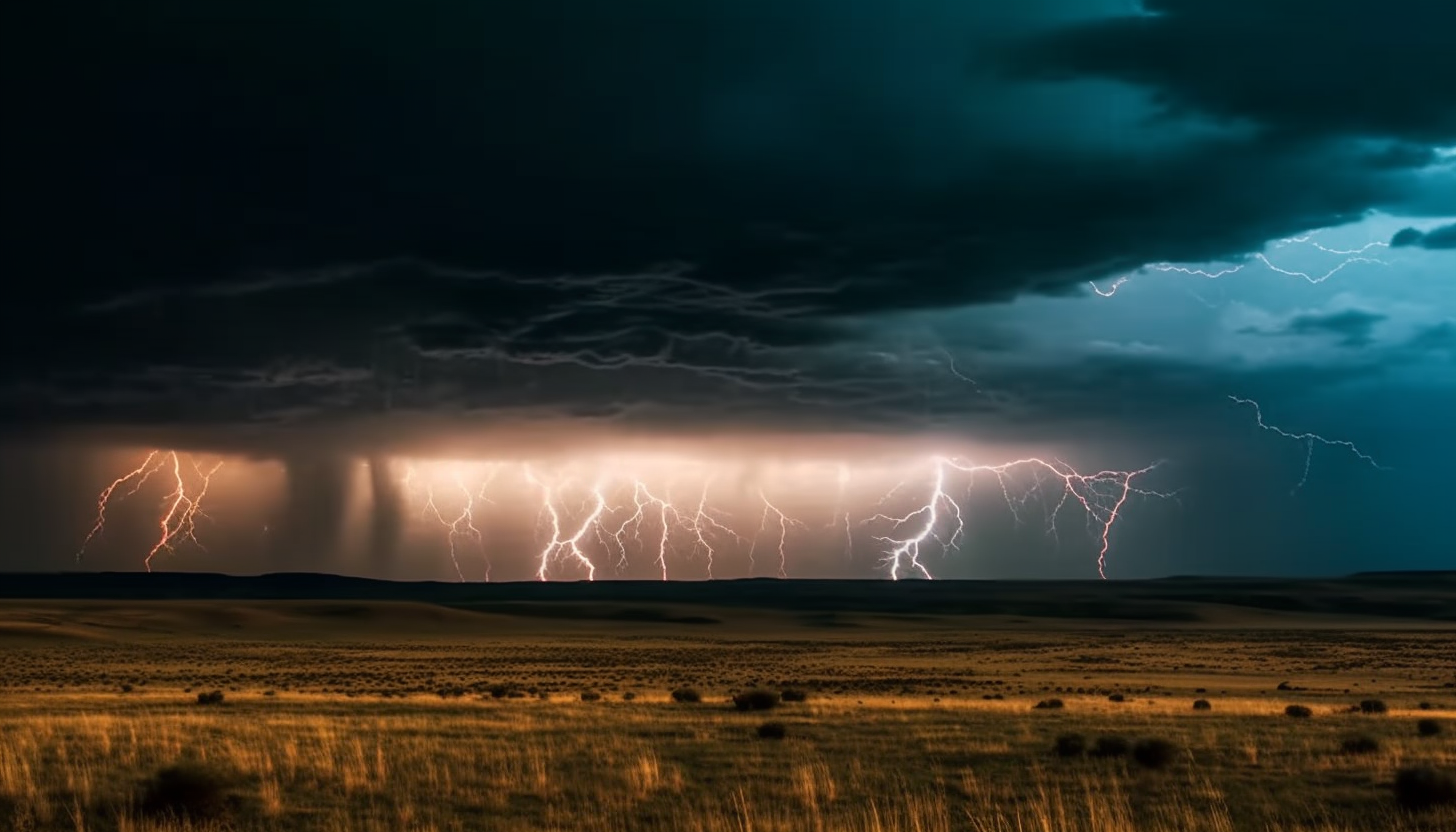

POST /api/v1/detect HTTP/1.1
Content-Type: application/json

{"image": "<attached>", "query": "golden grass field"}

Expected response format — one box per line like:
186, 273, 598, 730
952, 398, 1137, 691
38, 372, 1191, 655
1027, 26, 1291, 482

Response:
1, 597, 1454, 831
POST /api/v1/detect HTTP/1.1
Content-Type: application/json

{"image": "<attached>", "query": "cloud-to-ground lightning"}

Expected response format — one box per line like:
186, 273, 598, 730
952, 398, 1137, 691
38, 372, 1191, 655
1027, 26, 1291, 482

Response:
78, 450, 224, 571
1229, 396, 1387, 494
754, 489, 808, 578
1089, 234, 1390, 297
79, 451, 1170, 580
402, 465, 488, 581
867, 457, 1168, 580
78, 450, 166, 562
526, 466, 605, 581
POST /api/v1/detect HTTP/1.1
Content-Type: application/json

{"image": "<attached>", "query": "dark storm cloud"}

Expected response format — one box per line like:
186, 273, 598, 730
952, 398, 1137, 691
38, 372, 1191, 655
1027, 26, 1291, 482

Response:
2, 0, 1453, 447
1407, 321, 1456, 353
1005, 0, 1456, 144
1391, 223, 1456, 249
1238, 309, 1388, 348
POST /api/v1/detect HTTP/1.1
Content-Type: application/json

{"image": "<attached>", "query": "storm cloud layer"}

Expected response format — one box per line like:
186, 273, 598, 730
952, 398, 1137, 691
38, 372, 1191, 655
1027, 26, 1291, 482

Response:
1, 1, 1453, 576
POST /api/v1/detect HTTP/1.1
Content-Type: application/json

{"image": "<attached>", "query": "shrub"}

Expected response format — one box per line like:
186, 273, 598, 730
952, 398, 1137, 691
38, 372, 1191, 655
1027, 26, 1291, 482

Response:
1360, 699, 1389, 715
1192, 699, 1212, 711
1277, 681, 1294, 691
1393, 767, 1456, 811
1033, 698, 1065, 710
1342, 736, 1381, 755
1285, 705, 1312, 718
1091, 736, 1130, 758
1054, 733, 1086, 757
1133, 738, 1178, 770
195, 690, 224, 706
1418, 719, 1441, 737
757, 721, 787, 740
1107, 693, 1125, 703
1418, 702, 1433, 710
120, 684, 133, 694
579, 691, 601, 702
781, 689, 809, 703
622, 692, 636, 702
670, 688, 702, 704
139, 763, 231, 819
733, 690, 780, 712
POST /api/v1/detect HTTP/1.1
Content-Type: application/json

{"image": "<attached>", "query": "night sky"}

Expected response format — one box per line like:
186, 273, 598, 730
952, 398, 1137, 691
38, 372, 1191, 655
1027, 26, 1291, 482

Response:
2, 1, 1453, 580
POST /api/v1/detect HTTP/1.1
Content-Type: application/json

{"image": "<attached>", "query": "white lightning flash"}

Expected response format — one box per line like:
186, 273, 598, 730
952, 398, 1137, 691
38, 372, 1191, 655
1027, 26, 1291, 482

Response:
1229, 396, 1387, 494
1090, 233, 1389, 297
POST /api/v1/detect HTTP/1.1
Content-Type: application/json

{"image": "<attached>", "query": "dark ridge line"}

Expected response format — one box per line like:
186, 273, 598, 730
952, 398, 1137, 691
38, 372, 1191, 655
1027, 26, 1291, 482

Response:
1, 571, 1454, 622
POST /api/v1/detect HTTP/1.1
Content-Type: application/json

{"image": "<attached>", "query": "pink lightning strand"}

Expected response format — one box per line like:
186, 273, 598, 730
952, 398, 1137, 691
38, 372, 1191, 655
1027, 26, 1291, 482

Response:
867, 457, 1168, 581
79, 450, 224, 572
80, 453, 1168, 581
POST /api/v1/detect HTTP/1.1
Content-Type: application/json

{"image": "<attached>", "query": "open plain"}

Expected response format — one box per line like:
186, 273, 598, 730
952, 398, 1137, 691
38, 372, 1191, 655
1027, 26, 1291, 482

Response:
1, 573, 1455, 831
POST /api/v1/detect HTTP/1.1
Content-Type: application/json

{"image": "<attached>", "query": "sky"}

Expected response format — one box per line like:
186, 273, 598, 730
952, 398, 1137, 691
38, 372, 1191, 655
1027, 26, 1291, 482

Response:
1, 0, 1453, 580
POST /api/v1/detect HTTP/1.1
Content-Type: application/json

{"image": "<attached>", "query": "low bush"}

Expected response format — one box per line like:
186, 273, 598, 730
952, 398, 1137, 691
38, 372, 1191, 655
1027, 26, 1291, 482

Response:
670, 688, 702, 704
1054, 733, 1086, 757
195, 690, 224, 706
756, 721, 787, 740
1033, 698, 1065, 710
1359, 699, 1389, 715
733, 690, 780, 712
1417, 719, 1441, 737
139, 763, 231, 819
1341, 736, 1381, 755
1285, 705, 1312, 718
1132, 738, 1178, 770
1192, 699, 1212, 711
1091, 736, 1130, 758
1393, 767, 1456, 811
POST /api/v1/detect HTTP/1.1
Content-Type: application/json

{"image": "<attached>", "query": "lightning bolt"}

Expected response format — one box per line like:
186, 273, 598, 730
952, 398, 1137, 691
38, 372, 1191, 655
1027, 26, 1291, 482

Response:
143, 454, 224, 572
868, 457, 1168, 580
79, 450, 223, 571
526, 466, 603, 581
828, 463, 854, 560
611, 481, 677, 580
1089, 235, 1389, 297
81, 453, 1168, 580
754, 490, 807, 578
401, 463, 502, 581
78, 450, 166, 563
684, 481, 745, 579
1229, 396, 1386, 494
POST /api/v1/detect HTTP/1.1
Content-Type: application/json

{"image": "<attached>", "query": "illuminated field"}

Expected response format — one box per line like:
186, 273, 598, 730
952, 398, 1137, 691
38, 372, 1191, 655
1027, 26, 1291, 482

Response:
2, 581, 1455, 831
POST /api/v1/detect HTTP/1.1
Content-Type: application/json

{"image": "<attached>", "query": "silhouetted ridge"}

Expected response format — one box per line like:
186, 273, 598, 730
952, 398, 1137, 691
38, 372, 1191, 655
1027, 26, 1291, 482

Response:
1, 572, 1454, 621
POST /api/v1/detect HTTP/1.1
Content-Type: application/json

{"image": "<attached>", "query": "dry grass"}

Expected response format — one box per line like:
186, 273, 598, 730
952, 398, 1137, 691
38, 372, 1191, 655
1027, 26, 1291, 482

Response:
1, 617, 1454, 831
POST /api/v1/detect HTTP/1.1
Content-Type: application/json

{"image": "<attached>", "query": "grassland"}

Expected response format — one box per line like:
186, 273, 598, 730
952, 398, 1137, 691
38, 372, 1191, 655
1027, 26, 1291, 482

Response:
1, 585, 1455, 831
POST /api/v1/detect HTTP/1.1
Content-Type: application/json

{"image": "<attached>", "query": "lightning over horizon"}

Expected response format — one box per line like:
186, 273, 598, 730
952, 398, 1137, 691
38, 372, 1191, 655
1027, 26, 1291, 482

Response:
74, 449, 1174, 581
7, 0, 1455, 583
78, 450, 225, 572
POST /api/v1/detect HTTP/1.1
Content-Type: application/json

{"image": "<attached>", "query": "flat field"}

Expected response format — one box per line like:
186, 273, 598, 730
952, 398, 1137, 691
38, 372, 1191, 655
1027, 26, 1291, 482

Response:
1, 576, 1455, 831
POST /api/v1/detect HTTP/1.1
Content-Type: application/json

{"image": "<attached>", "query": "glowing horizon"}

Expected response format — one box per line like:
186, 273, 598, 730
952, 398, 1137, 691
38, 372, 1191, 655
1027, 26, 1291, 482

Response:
75, 448, 1173, 582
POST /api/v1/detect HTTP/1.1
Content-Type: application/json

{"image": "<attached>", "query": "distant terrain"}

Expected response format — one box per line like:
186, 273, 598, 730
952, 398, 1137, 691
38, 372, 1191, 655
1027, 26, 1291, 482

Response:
2, 571, 1456, 641
2, 572, 1455, 831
